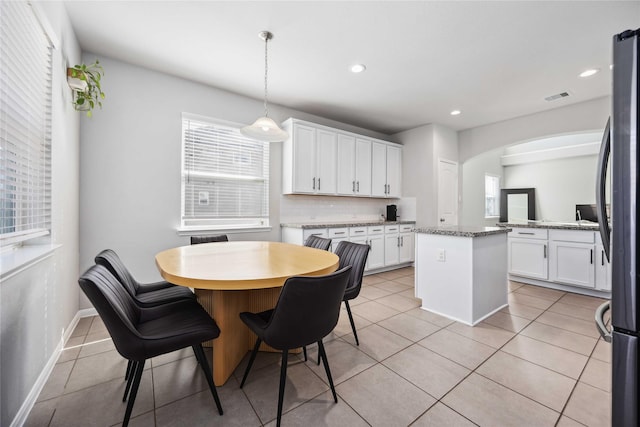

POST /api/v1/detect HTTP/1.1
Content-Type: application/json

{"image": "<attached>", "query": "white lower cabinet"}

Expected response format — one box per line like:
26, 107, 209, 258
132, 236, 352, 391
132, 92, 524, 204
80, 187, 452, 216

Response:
508, 227, 611, 294
281, 224, 414, 272
508, 228, 548, 280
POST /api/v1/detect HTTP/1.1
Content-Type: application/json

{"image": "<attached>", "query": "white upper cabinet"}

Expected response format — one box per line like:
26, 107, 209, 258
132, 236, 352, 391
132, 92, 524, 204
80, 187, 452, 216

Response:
283, 120, 337, 195
372, 141, 401, 198
283, 118, 400, 198
337, 134, 372, 196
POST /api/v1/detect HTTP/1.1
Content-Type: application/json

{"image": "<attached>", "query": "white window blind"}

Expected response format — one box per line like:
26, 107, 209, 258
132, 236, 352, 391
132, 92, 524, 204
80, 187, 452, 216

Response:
181, 114, 269, 230
0, 1, 53, 245
485, 174, 500, 218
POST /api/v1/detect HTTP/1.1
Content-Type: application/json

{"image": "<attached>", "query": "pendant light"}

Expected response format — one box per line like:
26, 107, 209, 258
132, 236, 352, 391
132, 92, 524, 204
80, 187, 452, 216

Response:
241, 31, 289, 142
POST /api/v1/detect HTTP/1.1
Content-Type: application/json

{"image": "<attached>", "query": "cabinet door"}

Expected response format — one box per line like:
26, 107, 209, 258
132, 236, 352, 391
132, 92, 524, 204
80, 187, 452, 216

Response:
355, 138, 372, 196
336, 134, 356, 195
399, 232, 415, 263
508, 238, 548, 280
384, 234, 400, 266
595, 244, 611, 291
549, 241, 595, 288
316, 129, 337, 194
292, 124, 316, 193
386, 145, 402, 198
371, 142, 387, 197
367, 235, 385, 270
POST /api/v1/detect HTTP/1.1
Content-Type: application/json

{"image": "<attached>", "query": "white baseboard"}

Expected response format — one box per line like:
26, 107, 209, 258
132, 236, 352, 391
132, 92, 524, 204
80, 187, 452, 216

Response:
10, 308, 98, 427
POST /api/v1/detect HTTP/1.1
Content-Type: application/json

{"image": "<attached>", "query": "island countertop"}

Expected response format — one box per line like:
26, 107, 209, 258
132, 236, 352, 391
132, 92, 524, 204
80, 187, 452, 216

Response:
415, 226, 510, 238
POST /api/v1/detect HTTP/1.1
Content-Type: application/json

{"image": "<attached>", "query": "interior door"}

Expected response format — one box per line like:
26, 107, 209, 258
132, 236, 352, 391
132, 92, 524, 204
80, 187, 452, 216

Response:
437, 159, 458, 225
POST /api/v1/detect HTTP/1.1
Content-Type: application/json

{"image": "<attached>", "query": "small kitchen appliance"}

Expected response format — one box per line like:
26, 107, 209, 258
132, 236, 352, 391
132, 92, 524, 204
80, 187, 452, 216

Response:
386, 204, 397, 221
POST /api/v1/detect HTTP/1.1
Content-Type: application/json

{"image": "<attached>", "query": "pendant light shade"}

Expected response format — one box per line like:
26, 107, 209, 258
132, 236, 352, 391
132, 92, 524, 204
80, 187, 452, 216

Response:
241, 31, 289, 142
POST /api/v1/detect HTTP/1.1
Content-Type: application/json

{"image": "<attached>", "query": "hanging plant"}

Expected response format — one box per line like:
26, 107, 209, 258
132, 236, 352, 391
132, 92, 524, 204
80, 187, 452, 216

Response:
67, 60, 105, 117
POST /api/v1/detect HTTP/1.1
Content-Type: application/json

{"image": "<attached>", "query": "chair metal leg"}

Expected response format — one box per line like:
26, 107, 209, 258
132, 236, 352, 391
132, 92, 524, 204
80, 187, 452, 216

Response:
122, 360, 144, 427
344, 300, 359, 346
277, 350, 289, 427
122, 360, 138, 402
317, 341, 338, 403
124, 359, 133, 381
240, 338, 262, 388
302, 346, 308, 361
192, 344, 223, 415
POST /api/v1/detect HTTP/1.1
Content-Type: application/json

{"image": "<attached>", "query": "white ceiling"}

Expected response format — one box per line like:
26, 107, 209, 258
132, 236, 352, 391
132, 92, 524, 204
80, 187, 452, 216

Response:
62, 1, 639, 135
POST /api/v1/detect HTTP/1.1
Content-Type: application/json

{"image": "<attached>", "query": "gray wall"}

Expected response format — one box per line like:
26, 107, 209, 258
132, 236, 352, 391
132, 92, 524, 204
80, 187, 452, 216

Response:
78, 55, 392, 304
1, 2, 81, 425
458, 97, 610, 225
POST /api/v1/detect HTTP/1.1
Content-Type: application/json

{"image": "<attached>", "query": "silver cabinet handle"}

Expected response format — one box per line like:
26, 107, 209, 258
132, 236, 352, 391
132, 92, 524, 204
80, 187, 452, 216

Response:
401, 236, 404, 246
388, 184, 391, 194
602, 250, 605, 266
518, 232, 535, 235
318, 178, 321, 191
543, 244, 547, 258
334, 231, 345, 235
357, 181, 360, 192
312, 177, 316, 190
352, 181, 355, 192
590, 249, 593, 264
595, 301, 612, 342
354, 230, 364, 234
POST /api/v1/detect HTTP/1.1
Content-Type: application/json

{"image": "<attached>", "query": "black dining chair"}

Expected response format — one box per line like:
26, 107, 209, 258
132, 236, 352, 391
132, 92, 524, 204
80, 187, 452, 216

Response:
78, 264, 223, 427
238, 266, 351, 427
190, 234, 229, 245
95, 249, 195, 307
334, 241, 369, 346
303, 235, 332, 251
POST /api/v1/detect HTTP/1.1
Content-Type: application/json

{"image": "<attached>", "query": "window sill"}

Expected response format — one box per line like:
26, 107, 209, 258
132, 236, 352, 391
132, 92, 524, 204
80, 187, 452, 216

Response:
0, 244, 62, 281
176, 226, 272, 236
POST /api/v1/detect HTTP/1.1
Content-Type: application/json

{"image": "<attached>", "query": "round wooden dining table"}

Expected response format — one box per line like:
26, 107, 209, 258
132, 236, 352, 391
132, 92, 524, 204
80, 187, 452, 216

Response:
155, 241, 339, 385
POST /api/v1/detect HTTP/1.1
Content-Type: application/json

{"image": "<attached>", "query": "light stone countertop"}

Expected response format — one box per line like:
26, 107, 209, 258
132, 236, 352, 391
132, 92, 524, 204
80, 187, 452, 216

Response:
498, 221, 601, 231
415, 226, 510, 237
281, 220, 416, 229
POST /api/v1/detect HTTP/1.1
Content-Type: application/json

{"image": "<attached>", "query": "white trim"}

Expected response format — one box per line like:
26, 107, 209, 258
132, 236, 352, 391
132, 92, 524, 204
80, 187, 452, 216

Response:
0, 244, 61, 281
10, 308, 96, 427
501, 141, 600, 166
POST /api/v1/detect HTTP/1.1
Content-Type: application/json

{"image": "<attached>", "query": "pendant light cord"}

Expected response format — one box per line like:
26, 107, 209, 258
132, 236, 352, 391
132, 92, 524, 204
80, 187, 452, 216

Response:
263, 34, 269, 118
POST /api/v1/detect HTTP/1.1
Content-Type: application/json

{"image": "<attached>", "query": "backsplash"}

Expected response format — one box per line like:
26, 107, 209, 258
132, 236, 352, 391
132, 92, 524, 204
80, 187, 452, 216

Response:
280, 195, 417, 223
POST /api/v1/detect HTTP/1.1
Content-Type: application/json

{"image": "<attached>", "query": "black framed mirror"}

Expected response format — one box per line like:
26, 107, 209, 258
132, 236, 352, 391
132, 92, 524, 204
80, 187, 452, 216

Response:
499, 188, 536, 222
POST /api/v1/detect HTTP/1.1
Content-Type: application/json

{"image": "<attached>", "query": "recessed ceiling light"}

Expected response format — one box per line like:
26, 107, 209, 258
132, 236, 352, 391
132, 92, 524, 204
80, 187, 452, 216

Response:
579, 68, 600, 78
450, 110, 461, 116
350, 64, 366, 73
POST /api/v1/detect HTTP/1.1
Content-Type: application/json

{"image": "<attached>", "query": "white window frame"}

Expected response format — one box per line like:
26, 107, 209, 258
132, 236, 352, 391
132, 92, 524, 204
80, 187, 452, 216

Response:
484, 174, 501, 218
178, 113, 270, 234
0, 1, 53, 247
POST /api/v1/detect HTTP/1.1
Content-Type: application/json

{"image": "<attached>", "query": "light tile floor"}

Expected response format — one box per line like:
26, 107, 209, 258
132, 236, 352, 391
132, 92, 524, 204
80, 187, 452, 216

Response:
26, 267, 612, 426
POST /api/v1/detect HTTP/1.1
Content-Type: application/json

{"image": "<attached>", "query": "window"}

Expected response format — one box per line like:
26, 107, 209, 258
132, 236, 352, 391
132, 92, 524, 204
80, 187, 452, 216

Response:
485, 174, 500, 218
0, 1, 53, 245
181, 114, 269, 231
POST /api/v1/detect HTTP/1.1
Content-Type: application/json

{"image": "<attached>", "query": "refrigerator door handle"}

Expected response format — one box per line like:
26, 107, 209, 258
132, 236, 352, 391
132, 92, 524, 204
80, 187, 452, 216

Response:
595, 301, 612, 343
596, 117, 611, 261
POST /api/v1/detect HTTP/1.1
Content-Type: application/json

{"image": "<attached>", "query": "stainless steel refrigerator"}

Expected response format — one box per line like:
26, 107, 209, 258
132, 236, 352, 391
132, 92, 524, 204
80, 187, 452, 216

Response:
595, 28, 639, 427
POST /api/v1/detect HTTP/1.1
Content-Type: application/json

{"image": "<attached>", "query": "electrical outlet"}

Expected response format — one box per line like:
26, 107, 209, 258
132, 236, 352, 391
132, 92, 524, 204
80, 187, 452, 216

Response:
436, 248, 446, 262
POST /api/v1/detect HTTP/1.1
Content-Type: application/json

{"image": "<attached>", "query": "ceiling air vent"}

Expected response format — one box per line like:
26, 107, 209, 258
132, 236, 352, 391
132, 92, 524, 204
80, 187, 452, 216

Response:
545, 92, 570, 102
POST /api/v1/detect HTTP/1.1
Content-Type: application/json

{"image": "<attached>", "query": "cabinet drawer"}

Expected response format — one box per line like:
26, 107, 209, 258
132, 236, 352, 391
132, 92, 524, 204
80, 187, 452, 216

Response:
328, 228, 349, 238
509, 228, 548, 240
303, 228, 328, 240
349, 226, 367, 237
549, 229, 594, 244
400, 224, 413, 233
367, 225, 385, 235
385, 225, 400, 233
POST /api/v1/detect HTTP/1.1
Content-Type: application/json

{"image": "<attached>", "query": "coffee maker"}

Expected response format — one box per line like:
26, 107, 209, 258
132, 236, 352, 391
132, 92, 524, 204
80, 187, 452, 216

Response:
386, 204, 398, 221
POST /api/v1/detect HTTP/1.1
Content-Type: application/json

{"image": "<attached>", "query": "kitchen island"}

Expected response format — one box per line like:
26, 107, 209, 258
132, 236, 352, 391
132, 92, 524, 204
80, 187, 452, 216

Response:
415, 226, 510, 326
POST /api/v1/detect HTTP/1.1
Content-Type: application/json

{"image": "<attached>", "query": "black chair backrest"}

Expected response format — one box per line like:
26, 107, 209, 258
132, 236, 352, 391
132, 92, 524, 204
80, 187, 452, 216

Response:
304, 235, 332, 251
95, 249, 140, 296
262, 266, 351, 349
334, 241, 369, 297
78, 264, 144, 360
191, 235, 229, 245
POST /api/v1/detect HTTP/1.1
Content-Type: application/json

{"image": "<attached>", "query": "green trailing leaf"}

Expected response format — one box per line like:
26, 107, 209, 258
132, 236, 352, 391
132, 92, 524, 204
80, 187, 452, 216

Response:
69, 59, 105, 118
